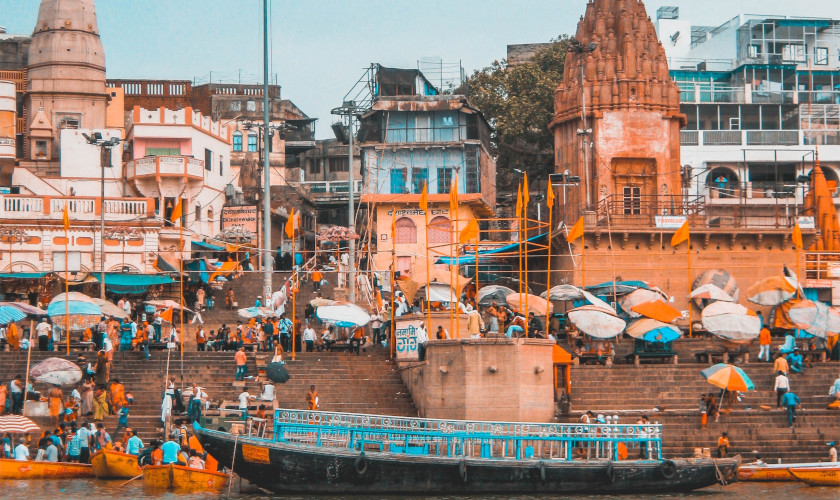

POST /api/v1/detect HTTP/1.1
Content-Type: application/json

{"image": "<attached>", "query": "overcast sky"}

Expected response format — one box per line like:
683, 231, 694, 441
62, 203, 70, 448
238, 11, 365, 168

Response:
2, 0, 839, 138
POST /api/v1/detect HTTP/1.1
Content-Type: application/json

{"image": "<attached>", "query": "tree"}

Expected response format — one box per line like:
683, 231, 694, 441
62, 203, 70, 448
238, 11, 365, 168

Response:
460, 36, 569, 196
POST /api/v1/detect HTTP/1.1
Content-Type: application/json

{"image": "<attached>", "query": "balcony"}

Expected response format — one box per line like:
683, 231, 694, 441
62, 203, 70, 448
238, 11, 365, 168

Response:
300, 180, 363, 202
125, 155, 205, 182
682, 130, 804, 147
0, 195, 154, 222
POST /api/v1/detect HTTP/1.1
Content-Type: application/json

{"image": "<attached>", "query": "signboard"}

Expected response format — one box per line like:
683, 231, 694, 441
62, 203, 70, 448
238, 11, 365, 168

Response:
804, 279, 832, 288
52, 251, 81, 272
797, 216, 815, 229
221, 205, 258, 233
394, 319, 424, 361
654, 215, 687, 229
241, 444, 271, 464
387, 208, 449, 217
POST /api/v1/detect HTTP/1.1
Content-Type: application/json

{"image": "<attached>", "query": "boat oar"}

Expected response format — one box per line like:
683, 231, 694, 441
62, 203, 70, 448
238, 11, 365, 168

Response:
120, 473, 143, 486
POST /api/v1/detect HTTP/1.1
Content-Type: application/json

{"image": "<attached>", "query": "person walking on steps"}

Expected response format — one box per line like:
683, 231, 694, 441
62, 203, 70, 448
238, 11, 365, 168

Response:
235, 347, 248, 381
774, 371, 790, 408
758, 326, 771, 362
781, 390, 801, 428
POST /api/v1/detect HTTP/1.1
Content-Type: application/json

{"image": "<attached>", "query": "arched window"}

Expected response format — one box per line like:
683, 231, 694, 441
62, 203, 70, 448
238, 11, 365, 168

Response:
706, 166, 739, 199
428, 216, 451, 245
395, 217, 417, 244
232, 131, 243, 152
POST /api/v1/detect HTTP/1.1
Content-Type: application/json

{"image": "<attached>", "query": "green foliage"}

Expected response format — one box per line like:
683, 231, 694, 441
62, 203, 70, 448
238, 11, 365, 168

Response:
460, 36, 569, 194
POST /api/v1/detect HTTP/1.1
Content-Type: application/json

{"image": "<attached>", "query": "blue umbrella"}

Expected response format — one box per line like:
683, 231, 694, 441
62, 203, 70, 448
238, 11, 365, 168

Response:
642, 326, 681, 343
47, 293, 101, 317
701, 363, 755, 392
625, 318, 682, 344
0, 305, 26, 325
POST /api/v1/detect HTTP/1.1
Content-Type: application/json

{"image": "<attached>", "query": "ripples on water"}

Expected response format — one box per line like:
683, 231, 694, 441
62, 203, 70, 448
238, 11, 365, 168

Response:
0, 479, 833, 499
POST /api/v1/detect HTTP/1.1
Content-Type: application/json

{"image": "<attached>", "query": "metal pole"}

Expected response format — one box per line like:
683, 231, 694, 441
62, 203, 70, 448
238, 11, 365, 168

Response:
100, 151, 106, 299
262, 0, 272, 299
580, 60, 590, 210
348, 110, 356, 303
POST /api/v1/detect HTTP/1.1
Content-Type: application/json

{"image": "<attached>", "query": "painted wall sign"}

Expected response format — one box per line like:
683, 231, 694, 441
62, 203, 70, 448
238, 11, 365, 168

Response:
241, 444, 271, 464
394, 319, 424, 361
221, 205, 258, 233
654, 215, 687, 229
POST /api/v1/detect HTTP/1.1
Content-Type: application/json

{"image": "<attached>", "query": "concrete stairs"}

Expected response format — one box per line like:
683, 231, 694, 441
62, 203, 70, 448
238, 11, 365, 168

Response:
561, 362, 840, 463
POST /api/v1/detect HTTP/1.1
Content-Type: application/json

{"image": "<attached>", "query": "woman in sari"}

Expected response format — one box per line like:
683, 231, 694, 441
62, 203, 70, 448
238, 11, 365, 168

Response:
6, 323, 19, 351
63, 396, 79, 423
93, 386, 109, 421
48, 386, 63, 428
80, 378, 95, 416
109, 378, 127, 411
94, 351, 109, 385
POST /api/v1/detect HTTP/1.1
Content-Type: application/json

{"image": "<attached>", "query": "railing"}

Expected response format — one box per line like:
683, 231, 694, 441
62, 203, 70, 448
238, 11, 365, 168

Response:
703, 130, 742, 146
803, 131, 840, 146
300, 180, 363, 196
746, 130, 799, 146
0, 195, 152, 221
682, 129, 804, 147
804, 251, 840, 281
125, 155, 205, 180
273, 409, 662, 461
680, 130, 698, 146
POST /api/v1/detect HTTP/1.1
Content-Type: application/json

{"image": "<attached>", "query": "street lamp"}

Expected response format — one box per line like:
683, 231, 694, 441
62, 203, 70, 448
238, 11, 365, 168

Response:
568, 39, 598, 210
331, 100, 362, 302
82, 132, 121, 299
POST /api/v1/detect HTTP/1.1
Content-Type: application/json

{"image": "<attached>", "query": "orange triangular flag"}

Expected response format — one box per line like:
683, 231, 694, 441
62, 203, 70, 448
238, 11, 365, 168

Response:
671, 220, 690, 247
63, 202, 70, 231
792, 221, 803, 250
546, 182, 555, 208
285, 208, 295, 238
567, 216, 584, 242
420, 181, 429, 213
515, 184, 523, 218
449, 176, 458, 213
160, 308, 173, 323
459, 219, 479, 244
169, 199, 183, 225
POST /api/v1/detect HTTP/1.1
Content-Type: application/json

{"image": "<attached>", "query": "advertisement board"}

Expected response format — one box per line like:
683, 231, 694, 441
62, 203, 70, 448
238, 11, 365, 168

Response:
221, 205, 258, 233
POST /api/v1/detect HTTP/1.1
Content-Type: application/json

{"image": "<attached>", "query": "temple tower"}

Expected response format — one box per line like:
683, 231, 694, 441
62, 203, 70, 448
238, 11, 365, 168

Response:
24, 0, 108, 161
550, 0, 684, 222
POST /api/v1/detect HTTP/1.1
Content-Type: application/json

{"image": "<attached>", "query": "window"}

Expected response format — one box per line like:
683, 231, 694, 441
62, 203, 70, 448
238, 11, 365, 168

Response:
219, 156, 223, 176
412, 168, 428, 194
465, 149, 480, 193
230, 101, 242, 112
390, 169, 407, 193
815, 47, 829, 65
204, 148, 212, 171
247, 134, 258, 152
622, 186, 641, 215
146, 147, 181, 156
195, 204, 201, 221
246, 101, 256, 112
34, 140, 47, 157
748, 44, 760, 59
428, 216, 451, 244
395, 217, 417, 244
232, 132, 243, 152
328, 158, 349, 172
309, 159, 321, 174
437, 168, 451, 193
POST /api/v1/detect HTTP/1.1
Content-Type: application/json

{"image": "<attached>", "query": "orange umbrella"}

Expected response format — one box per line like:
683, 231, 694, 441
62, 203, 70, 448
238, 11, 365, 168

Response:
506, 293, 553, 316
630, 300, 681, 323
746, 276, 797, 306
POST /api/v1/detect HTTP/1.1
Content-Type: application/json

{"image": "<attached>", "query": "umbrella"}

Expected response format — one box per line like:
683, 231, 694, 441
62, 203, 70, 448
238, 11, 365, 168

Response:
701, 301, 761, 341
619, 288, 668, 317
309, 297, 336, 307
47, 292, 102, 331
693, 269, 740, 303
625, 318, 682, 343
422, 282, 458, 303
478, 285, 516, 306
585, 281, 649, 296
746, 276, 797, 306
316, 302, 371, 328
630, 300, 682, 323
0, 415, 40, 434
143, 300, 194, 313
701, 363, 755, 392
567, 305, 626, 339
690, 283, 735, 303
506, 293, 553, 316
0, 301, 47, 316
30, 357, 82, 387
237, 307, 274, 319
580, 289, 615, 312
0, 305, 26, 324
541, 284, 584, 301
90, 298, 129, 320
265, 362, 290, 384
787, 300, 840, 339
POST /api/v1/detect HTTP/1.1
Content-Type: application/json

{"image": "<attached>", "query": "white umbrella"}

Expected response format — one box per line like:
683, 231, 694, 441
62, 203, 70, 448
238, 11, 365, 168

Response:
237, 307, 274, 319
91, 298, 129, 320
541, 284, 585, 301
316, 302, 371, 328
478, 285, 516, 305
787, 300, 840, 339
618, 288, 668, 318
581, 289, 616, 313
30, 357, 82, 387
746, 276, 797, 306
423, 282, 457, 303
690, 283, 735, 303
701, 301, 761, 342
567, 305, 626, 339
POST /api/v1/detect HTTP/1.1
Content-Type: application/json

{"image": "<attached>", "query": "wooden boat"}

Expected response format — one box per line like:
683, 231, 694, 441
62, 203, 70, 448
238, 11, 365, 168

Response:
738, 462, 832, 481
789, 466, 840, 486
194, 409, 739, 494
0, 457, 93, 479
142, 463, 229, 492
90, 449, 142, 479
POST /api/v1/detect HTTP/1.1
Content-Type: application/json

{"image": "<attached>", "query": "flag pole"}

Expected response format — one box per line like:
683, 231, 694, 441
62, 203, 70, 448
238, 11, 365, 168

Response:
178, 202, 184, 378
581, 235, 586, 289
291, 221, 297, 361
687, 236, 692, 338
65, 203, 70, 355
422, 183, 432, 335
545, 196, 553, 336
390, 242, 396, 360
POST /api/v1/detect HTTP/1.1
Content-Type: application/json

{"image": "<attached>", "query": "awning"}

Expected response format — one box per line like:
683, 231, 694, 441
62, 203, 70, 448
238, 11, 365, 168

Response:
0, 272, 50, 279
185, 259, 209, 284
96, 273, 175, 295
192, 240, 225, 252
435, 233, 548, 266
154, 255, 178, 274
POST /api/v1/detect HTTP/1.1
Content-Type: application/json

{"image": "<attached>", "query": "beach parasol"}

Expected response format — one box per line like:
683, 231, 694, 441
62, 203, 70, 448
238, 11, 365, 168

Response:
0, 304, 26, 324
506, 293, 553, 316
90, 298, 129, 320
0, 301, 47, 316
580, 289, 616, 312
619, 288, 669, 318
701, 301, 761, 342
47, 292, 102, 331
0, 415, 40, 434
478, 285, 516, 306
625, 318, 682, 343
746, 276, 797, 306
692, 269, 740, 304
143, 300, 194, 313
237, 307, 274, 319
787, 300, 840, 339
701, 363, 755, 392
316, 302, 371, 328
690, 283, 735, 303
309, 297, 336, 307
542, 284, 584, 301
585, 281, 648, 296
30, 357, 82, 386
630, 300, 682, 323
265, 362, 290, 384
567, 305, 626, 339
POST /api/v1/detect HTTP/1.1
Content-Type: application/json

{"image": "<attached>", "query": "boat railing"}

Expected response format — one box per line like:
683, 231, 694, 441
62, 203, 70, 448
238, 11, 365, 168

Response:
272, 409, 662, 461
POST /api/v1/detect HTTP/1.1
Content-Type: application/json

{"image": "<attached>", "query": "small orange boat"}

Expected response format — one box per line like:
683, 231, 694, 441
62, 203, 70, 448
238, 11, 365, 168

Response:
789, 466, 840, 487
142, 463, 229, 492
90, 449, 142, 479
738, 462, 831, 481
0, 458, 93, 479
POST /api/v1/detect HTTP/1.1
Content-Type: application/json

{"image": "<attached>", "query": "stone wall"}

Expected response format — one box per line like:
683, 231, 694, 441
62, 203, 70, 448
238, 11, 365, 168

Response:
398, 338, 556, 422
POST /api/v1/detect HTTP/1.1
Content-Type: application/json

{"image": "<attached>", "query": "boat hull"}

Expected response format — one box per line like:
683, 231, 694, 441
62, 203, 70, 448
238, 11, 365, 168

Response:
90, 449, 142, 479
738, 462, 834, 482
0, 458, 93, 479
195, 427, 738, 494
142, 463, 229, 492
789, 467, 840, 487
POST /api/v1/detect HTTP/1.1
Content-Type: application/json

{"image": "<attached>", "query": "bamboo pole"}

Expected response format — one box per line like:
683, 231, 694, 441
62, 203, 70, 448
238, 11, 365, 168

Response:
65, 205, 70, 355
687, 237, 693, 338
179, 210, 184, 382
23, 319, 34, 411
424, 197, 432, 335
454, 207, 460, 340
292, 229, 296, 361
545, 203, 553, 336
390, 245, 396, 360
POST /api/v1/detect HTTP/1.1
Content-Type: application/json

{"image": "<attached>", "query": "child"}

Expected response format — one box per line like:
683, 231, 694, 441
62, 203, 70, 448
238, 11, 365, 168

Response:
115, 403, 130, 438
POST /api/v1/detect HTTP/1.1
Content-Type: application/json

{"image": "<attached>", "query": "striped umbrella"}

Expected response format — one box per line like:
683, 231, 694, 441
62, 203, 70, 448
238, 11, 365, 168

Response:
701, 363, 755, 392
0, 301, 47, 316
0, 305, 26, 324
0, 415, 40, 434
625, 318, 682, 343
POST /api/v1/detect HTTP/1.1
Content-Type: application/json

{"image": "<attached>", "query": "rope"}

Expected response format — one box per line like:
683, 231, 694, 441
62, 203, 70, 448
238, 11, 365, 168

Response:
712, 458, 727, 486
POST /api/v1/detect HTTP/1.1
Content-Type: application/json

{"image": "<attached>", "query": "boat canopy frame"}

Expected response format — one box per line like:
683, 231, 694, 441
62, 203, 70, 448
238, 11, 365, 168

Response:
273, 409, 663, 462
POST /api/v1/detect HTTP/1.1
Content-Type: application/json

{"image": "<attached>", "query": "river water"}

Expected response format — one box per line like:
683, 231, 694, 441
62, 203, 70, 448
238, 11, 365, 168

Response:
0, 479, 834, 499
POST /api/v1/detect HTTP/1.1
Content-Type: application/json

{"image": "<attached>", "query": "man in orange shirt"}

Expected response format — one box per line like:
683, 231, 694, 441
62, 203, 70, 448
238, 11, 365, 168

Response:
311, 268, 324, 292
758, 327, 771, 362
234, 347, 247, 381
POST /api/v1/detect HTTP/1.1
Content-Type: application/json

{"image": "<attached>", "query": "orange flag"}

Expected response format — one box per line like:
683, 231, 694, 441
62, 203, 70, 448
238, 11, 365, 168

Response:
420, 181, 429, 213
169, 199, 183, 226
285, 208, 295, 238
546, 182, 555, 208
391, 210, 396, 240
459, 219, 479, 244
449, 176, 459, 213
515, 184, 523, 219
567, 216, 584, 242
670, 220, 690, 247
160, 308, 173, 323
63, 202, 70, 231
792, 221, 803, 250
